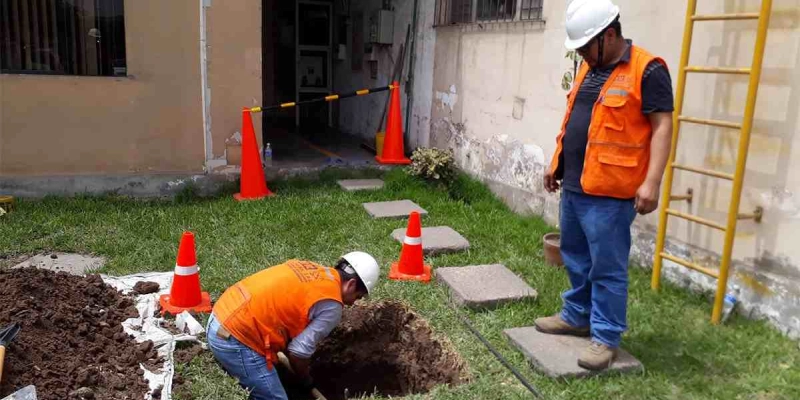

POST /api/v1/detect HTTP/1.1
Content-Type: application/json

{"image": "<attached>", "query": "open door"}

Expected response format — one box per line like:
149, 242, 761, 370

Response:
296, 1, 333, 133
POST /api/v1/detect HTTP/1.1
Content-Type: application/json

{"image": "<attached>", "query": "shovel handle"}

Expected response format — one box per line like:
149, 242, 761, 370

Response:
0, 345, 6, 384
310, 388, 327, 400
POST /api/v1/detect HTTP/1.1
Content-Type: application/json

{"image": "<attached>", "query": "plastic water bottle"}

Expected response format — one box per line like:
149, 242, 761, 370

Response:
263, 143, 273, 167
721, 284, 740, 323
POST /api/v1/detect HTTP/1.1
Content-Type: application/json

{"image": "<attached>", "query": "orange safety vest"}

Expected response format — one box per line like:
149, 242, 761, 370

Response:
549, 45, 668, 199
212, 260, 343, 366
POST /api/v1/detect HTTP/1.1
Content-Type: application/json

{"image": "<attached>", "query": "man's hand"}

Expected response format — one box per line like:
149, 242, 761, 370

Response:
635, 179, 660, 215
637, 111, 673, 215
544, 171, 560, 193
287, 352, 311, 380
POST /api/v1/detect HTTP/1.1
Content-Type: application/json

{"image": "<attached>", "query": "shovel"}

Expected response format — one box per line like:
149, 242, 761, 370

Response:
276, 352, 327, 400
0, 323, 37, 400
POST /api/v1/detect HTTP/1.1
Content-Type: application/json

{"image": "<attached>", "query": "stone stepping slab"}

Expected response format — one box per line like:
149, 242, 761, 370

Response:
337, 179, 384, 191
391, 226, 470, 256
435, 264, 537, 310
362, 200, 427, 219
13, 253, 105, 276
504, 327, 644, 379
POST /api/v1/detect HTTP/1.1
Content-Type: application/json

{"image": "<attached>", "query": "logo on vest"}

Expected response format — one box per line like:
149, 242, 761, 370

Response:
288, 261, 323, 283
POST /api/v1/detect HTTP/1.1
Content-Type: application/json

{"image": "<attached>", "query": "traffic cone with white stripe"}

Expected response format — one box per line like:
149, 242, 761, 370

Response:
389, 211, 432, 282
159, 231, 212, 315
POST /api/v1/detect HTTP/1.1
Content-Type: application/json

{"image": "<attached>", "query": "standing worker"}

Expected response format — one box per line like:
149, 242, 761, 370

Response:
207, 252, 380, 399
537, 0, 674, 371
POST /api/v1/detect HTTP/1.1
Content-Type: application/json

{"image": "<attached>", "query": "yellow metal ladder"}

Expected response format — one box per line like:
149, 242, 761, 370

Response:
652, 0, 773, 324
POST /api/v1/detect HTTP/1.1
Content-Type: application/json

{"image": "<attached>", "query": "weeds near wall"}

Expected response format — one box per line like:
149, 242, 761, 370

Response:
407, 147, 457, 189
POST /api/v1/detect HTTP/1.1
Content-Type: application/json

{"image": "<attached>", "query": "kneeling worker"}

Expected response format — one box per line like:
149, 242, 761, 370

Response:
207, 252, 380, 400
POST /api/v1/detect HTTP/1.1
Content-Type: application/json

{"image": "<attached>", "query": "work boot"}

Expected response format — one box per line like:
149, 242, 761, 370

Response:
578, 341, 618, 371
534, 314, 590, 337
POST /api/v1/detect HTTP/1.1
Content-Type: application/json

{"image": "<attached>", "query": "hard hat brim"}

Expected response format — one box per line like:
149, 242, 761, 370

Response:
565, 36, 592, 50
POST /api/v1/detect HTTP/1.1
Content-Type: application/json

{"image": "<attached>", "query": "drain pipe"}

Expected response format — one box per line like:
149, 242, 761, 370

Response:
456, 311, 545, 399
403, 0, 420, 150
200, 0, 213, 171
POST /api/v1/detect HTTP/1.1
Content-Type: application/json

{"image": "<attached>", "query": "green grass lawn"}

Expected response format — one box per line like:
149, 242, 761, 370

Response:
1, 168, 798, 400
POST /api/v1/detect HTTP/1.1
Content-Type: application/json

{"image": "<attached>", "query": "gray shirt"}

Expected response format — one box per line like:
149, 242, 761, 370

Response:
286, 299, 342, 359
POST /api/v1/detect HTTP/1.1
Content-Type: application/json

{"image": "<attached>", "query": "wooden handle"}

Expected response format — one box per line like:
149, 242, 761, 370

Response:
276, 352, 327, 400
276, 352, 293, 373
0, 345, 6, 384
311, 388, 328, 400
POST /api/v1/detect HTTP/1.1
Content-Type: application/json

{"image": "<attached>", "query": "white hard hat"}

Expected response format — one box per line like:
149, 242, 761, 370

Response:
564, 0, 620, 50
340, 251, 380, 295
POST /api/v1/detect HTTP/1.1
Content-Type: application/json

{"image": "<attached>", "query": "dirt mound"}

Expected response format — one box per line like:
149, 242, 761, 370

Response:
299, 300, 466, 400
0, 268, 158, 400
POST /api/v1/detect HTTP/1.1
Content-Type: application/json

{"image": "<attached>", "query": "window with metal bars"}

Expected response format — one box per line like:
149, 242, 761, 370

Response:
434, 0, 543, 26
520, 0, 544, 21
0, 0, 127, 77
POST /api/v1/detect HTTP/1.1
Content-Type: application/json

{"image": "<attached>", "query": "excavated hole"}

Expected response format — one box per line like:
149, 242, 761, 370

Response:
281, 300, 467, 400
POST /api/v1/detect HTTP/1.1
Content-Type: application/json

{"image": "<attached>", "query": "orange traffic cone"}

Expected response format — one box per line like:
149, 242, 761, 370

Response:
234, 108, 274, 201
389, 211, 432, 282
376, 81, 411, 165
159, 232, 212, 315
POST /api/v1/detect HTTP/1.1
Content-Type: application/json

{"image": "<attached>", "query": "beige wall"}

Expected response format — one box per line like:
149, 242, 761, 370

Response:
0, 0, 262, 176
207, 0, 263, 169
431, 0, 800, 336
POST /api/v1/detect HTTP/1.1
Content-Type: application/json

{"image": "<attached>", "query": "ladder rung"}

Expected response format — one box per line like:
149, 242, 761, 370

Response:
660, 253, 720, 278
692, 13, 760, 21
666, 209, 727, 231
678, 116, 742, 130
685, 66, 751, 75
672, 164, 735, 180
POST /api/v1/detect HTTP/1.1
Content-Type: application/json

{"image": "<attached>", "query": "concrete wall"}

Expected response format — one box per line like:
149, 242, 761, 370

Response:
430, 0, 800, 337
335, 0, 435, 150
206, 0, 263, 170
0, 0, 261, 176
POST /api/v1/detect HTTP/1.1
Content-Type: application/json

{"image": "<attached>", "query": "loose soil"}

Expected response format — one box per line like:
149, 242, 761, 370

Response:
283, 300, 466, 400
173, 341, 204, 365
0, 268, 160, 400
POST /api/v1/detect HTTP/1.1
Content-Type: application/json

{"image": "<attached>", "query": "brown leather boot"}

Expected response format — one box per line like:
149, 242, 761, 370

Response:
533, 314, 590, 337
578, 341, 618, 371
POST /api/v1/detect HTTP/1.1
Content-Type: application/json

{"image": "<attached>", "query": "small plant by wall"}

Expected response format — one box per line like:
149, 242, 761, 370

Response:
406, 147, 457, 188
562, 50, 583, 91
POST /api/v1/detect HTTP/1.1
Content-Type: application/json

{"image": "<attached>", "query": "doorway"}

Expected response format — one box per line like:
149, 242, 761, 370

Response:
262, 0, 376, 169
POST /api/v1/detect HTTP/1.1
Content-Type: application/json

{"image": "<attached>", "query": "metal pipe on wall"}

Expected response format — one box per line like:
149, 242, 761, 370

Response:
404, 0, 420, 151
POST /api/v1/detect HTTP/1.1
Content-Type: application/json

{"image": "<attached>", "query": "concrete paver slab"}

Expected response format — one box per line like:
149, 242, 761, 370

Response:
13, 253, 105, 276
362, 200, 428, 219
435, 264, 536, 309
391, 226, 470, 255
504, 327, 644, 378
337, 179, 385, 191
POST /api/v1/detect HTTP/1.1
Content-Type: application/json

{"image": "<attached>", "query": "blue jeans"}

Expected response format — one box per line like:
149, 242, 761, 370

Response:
206, 314, 288, 400
559, 189, 637, 348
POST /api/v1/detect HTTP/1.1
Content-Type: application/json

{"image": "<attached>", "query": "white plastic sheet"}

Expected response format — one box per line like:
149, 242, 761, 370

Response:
101, 272, 206, 400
